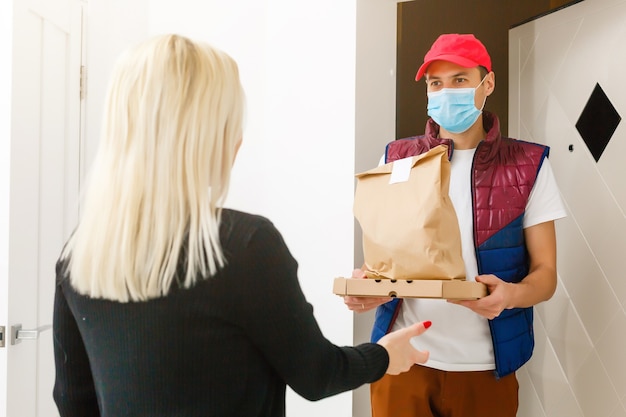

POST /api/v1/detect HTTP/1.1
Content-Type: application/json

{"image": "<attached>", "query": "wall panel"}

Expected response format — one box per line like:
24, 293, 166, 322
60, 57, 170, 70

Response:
510, 1, 626, 415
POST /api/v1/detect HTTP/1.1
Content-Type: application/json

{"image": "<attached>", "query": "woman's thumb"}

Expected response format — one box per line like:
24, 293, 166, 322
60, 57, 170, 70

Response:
412, 320, 432, 336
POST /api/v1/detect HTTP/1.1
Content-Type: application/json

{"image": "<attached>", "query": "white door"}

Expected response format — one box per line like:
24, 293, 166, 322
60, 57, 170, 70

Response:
1, 0, 84, 416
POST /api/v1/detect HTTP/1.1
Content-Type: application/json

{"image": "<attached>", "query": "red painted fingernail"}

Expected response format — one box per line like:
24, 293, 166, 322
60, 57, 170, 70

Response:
423, 321, 432, 329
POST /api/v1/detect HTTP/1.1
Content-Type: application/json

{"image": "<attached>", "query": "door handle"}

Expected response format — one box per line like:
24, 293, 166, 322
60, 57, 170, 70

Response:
10, 324, 52, 345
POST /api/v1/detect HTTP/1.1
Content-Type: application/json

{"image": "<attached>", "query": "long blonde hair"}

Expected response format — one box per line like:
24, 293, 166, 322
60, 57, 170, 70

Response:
62, 34, 245, 302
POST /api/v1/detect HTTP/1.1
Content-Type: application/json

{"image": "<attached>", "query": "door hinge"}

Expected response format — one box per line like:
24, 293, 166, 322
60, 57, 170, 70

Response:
80, 65, 87, 100
0, 326, 5, 348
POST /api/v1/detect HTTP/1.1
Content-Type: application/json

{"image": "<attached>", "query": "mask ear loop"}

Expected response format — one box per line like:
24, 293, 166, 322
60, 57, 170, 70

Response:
475, 75, 488, 111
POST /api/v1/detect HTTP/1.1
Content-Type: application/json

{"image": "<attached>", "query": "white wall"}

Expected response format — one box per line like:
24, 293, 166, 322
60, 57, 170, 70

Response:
83, 0, 150, 173
0, 1, 13, 414
85, 1, 360, 415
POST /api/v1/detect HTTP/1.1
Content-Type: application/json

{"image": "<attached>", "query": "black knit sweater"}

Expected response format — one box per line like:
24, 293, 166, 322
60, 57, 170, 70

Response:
53, 209, 388, 416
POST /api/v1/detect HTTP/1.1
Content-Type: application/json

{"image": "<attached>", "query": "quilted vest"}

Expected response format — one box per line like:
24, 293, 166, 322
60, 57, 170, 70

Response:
371, 112, 549, 378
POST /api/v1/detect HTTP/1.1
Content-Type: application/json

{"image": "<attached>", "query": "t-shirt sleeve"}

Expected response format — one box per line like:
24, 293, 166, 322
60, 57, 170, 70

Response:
524, 157, 568, 228
234, 220, 388, 401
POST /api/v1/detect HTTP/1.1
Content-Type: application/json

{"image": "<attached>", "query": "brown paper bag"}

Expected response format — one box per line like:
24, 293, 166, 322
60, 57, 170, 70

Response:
354, 145, 465, 280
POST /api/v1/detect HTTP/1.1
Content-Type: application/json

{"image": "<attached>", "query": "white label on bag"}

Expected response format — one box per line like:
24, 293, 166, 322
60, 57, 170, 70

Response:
389, 157, 413, 184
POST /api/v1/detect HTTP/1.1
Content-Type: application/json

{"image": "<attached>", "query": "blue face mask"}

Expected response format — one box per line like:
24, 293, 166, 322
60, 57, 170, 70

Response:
426, 76, 487, 134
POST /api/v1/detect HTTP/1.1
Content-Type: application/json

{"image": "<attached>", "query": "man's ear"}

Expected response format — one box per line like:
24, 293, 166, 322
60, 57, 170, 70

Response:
484, 71, 496, 96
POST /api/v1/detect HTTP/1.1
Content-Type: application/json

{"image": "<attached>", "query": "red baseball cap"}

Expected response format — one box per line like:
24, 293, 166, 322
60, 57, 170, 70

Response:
415, 34, 492, 80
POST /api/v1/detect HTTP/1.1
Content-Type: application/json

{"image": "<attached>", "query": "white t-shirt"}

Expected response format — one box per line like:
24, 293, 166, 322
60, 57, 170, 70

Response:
390, 148, 567, 371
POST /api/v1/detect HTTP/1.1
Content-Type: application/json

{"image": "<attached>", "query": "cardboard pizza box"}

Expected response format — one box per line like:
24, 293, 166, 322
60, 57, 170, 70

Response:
333, 277, 487, 300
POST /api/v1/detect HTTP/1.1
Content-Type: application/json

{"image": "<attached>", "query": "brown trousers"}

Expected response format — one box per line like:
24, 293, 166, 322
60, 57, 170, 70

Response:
370, 364, 518, 417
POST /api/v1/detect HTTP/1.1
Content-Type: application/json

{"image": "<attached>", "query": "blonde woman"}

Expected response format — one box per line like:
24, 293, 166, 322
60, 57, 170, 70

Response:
52, 34, 431, 417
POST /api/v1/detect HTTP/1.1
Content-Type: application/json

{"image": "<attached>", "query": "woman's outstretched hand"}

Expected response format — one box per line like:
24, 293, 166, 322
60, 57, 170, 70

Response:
376, 321, 431, 375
